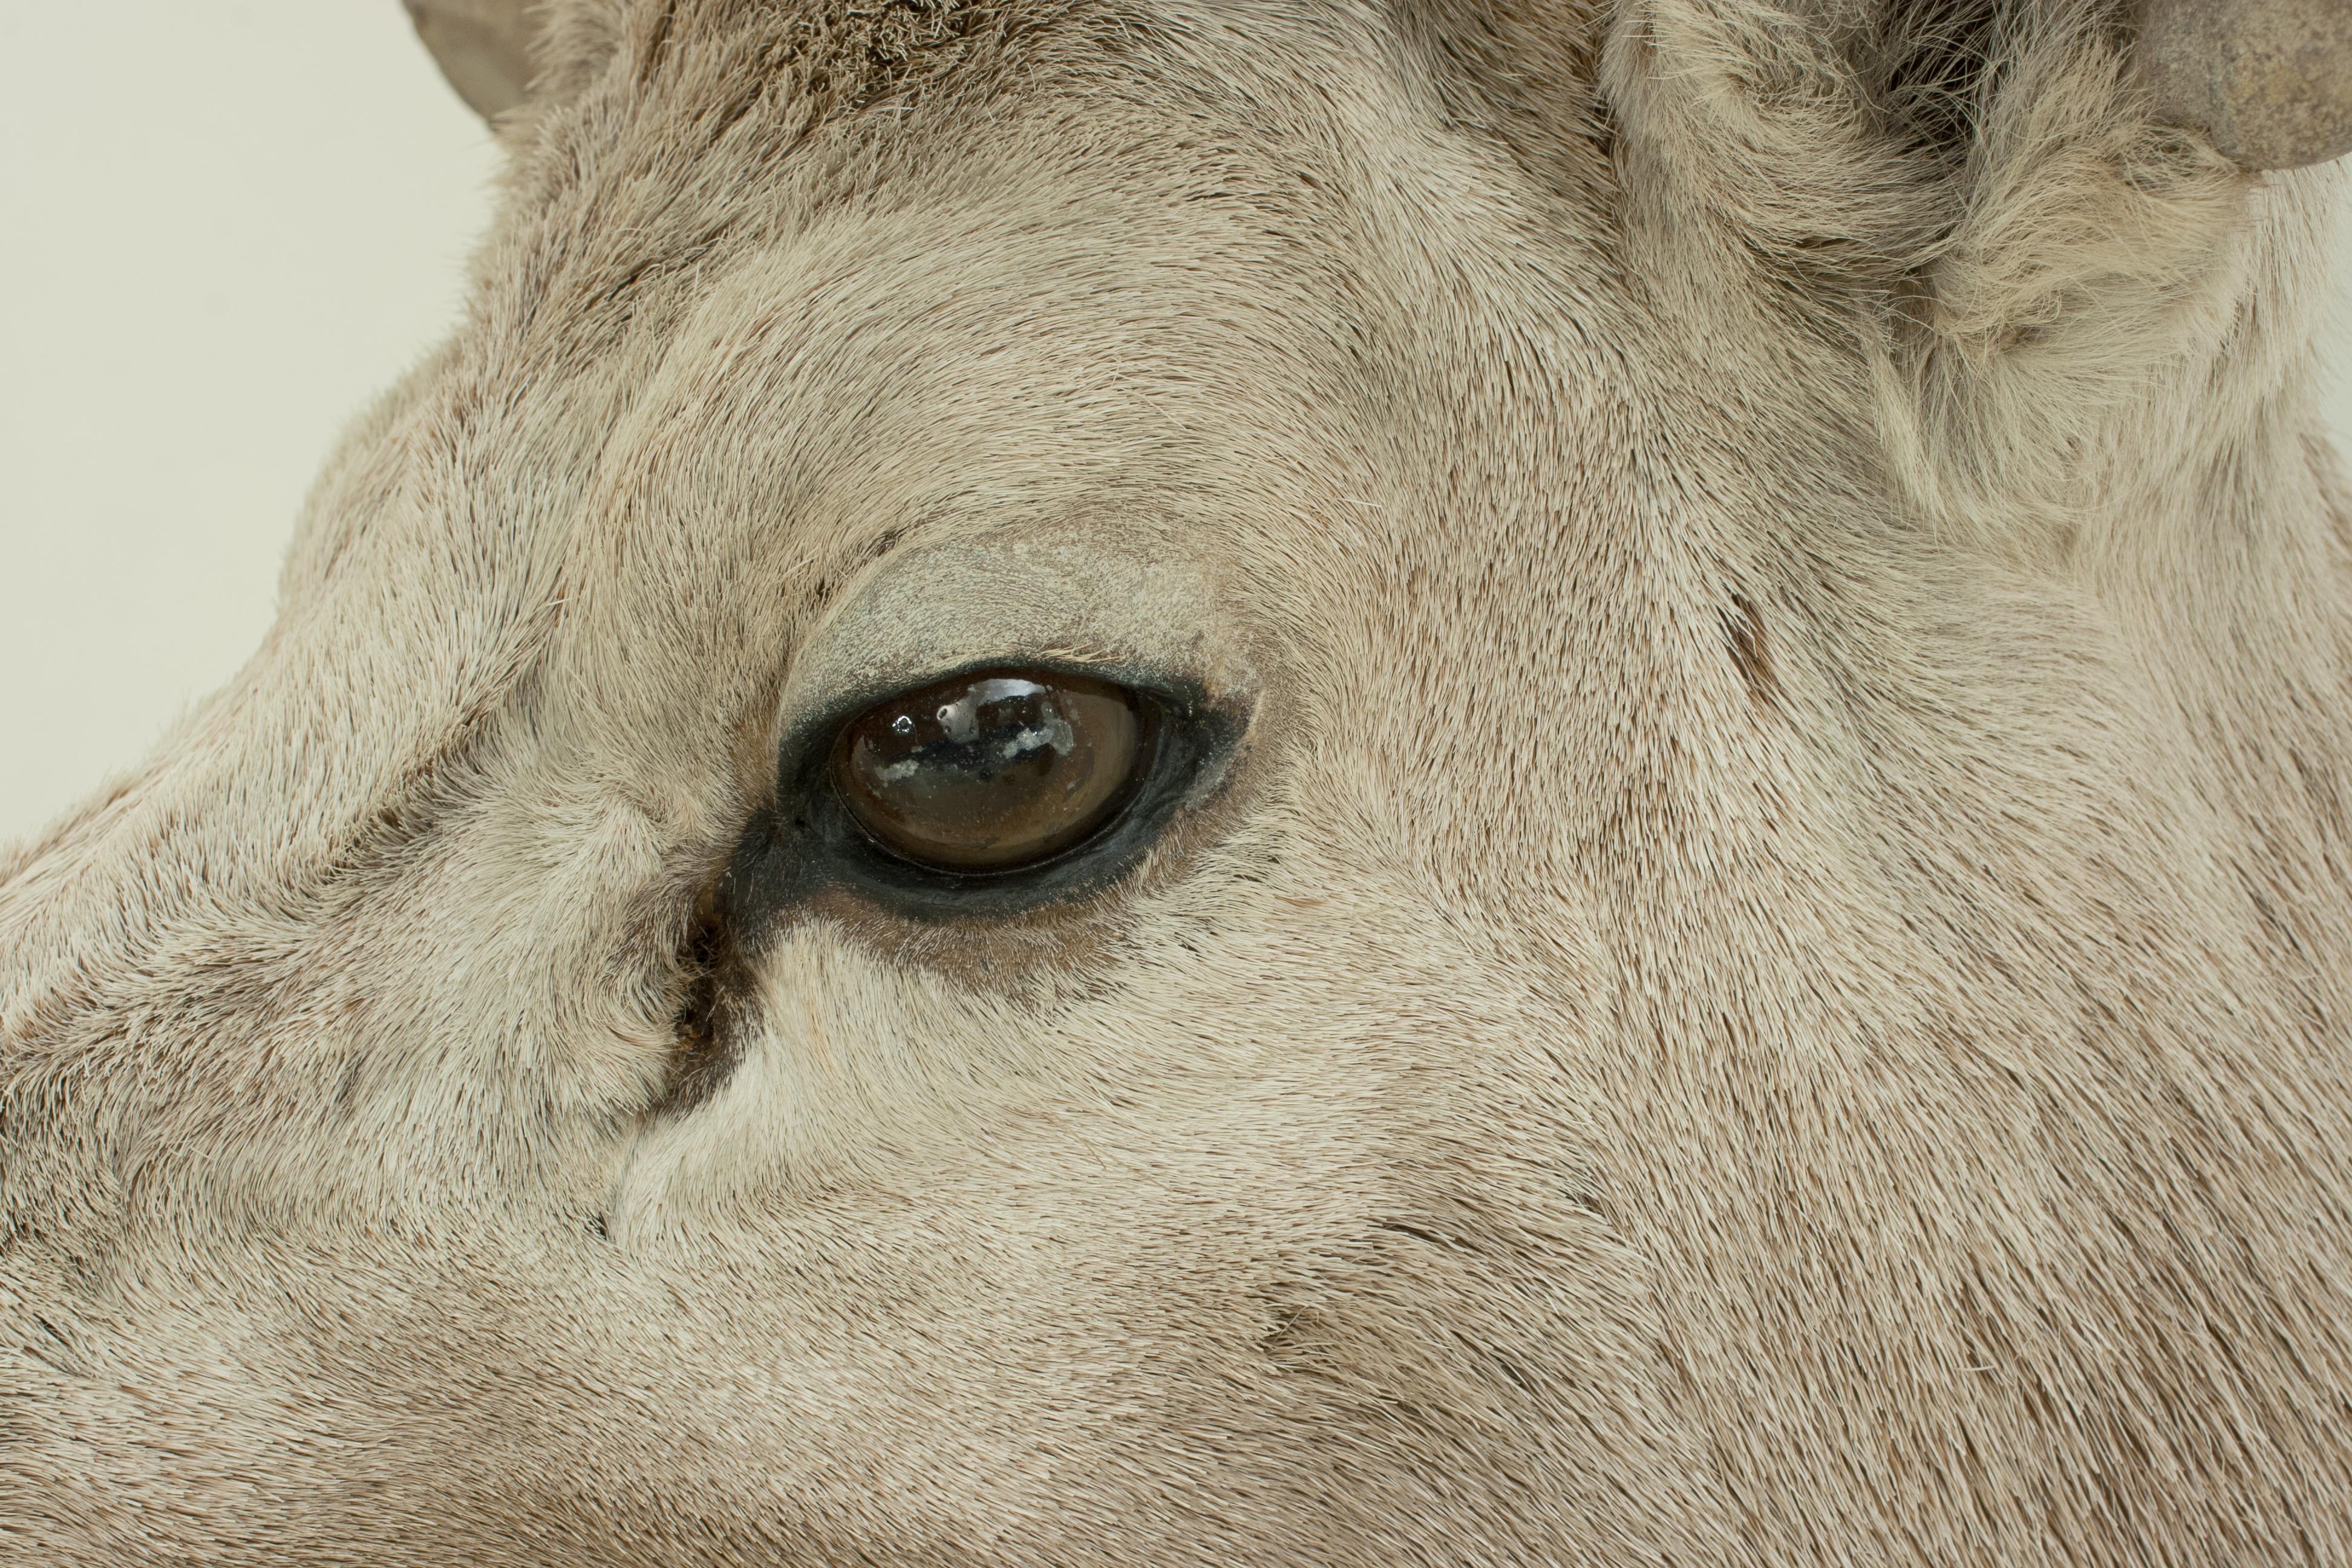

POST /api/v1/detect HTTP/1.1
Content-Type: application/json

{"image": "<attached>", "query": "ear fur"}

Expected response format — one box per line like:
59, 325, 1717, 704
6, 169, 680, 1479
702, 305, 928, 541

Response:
2140, 0, 2352, 169
1601, 0, 2299, 537
404, 0, 543, 119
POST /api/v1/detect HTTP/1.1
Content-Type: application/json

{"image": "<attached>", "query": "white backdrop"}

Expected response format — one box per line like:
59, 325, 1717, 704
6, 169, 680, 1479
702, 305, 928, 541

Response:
2, 4, 2350, 844
0, 5, 497, 843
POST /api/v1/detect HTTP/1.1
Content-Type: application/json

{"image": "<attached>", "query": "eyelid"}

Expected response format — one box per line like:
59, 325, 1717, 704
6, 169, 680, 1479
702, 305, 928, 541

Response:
774, 534, 1241, 760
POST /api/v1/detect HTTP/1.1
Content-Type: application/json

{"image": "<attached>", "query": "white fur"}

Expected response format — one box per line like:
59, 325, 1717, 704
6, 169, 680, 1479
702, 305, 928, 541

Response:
3, 1, 2350, 1561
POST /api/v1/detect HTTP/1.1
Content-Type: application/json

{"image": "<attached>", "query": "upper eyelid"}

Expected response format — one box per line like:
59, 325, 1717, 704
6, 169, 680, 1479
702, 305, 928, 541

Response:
771, 533, 1241, 759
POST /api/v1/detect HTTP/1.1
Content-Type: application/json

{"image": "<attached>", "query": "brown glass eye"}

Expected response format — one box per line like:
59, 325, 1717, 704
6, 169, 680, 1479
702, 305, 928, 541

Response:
829, 668, 1152, 874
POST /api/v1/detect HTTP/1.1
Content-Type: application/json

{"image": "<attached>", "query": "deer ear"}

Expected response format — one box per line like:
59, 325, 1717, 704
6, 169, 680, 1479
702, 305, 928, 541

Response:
1602, 0, 2339, 535
404, 0, 542, 120
2140, 0, 2352, 168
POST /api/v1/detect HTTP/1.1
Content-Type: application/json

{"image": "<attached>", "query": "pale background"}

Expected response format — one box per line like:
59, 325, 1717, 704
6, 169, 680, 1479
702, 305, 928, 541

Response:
1, 4, 497, 844
2, 4, 2350, 845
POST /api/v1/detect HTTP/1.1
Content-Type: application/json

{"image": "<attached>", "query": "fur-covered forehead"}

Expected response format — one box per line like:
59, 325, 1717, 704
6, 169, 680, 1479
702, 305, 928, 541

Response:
547, 0, 1145, 111
492, 0, 1635, 290
514, 0, 1298, 226
527, 0, 1610, 136
405, 0, 1653, 777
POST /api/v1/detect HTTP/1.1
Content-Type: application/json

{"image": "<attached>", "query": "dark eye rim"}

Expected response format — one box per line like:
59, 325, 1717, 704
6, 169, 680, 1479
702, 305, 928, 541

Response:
748, 657, 1240, 922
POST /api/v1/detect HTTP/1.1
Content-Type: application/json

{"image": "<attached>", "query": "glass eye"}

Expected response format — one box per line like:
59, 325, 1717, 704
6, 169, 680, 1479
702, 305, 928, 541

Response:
829, 668, 1153, 874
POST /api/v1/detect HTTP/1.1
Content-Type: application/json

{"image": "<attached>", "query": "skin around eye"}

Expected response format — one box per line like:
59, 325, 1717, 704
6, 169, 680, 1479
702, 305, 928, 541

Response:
829, 670, 1151, 873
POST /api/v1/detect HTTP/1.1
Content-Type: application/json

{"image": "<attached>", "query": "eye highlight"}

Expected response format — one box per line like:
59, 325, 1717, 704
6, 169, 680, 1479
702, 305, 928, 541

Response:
829, 669, 1154, 874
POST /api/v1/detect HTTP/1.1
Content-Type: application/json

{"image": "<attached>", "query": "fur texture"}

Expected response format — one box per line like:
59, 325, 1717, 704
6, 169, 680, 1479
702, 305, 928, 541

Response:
3, 1, 2350, 1561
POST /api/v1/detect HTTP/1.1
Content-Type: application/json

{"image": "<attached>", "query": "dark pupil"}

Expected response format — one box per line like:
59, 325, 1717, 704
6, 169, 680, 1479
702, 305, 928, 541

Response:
831, 671, 1146, 872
